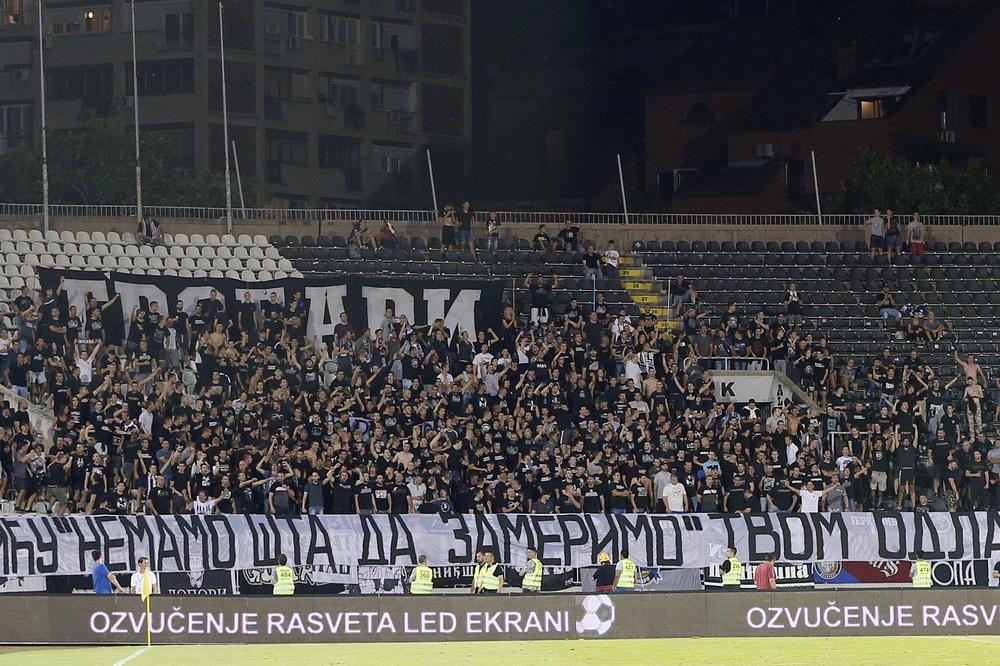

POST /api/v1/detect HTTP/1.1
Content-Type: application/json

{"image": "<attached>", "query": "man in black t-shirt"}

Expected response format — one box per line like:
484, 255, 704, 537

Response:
523, 274, 558, 326
558, 220, 581, 251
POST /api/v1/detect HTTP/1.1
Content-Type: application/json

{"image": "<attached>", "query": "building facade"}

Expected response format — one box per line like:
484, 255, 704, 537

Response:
0, 0, 470, 208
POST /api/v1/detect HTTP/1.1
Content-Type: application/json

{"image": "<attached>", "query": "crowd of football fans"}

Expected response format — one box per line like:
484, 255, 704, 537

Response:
0, 229, 997, 517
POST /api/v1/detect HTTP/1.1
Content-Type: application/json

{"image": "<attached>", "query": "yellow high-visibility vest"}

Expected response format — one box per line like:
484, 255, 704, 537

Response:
522, 558, 543, 590
722, 557, 742, 586
273, 565, 295, 595
480, 563, 500, 590
412, 565, 434, 594
617, 559, 636, 588
913, 559, 932, 588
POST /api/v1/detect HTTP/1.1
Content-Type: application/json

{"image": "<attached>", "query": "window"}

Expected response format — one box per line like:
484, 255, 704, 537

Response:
47, 65, 113, 110
754, 143, 775, 158
2, 0, 31, 28
266, 132, 308, 165
319, 13, 359, 44
370, 20, 415, 52
49, 7, 111, 34
371, 143, 409, 174
318, 135, 361, 170
263, 5, 309, 39
318, 75, 360, 107
0, 103, 31, 154
287, 9, 308, 38
126, 60, 195, 96
370, 81, 413, 112
163, 12, 193, 48
969, 94, 988, 129
265, 68, 310, 101
859, 99, 884, 120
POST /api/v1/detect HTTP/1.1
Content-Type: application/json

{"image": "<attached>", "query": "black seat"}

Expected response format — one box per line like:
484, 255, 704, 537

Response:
301, 235, 316, 247
284, 235, 299, 247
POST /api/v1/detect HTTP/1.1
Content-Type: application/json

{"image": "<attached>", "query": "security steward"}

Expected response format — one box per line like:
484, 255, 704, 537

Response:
593, 552, 615, 593
612, 547, 636, 592
520, 547, 543, 593
911, 551, 932, 588
720, 546, 742, 589
479, 551, 504, 594
470, 550, 485, 594
410, 554, 434, 595
273, 554, 295, 595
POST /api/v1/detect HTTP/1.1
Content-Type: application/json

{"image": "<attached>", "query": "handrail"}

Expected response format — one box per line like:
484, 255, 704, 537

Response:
3, 203, 1000, 226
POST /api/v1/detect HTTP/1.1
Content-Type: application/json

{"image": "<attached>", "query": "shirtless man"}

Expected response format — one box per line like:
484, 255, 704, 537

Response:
954, 350, 986, 384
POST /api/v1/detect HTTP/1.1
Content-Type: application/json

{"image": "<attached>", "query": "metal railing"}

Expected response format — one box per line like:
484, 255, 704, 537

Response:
3, 204, 1000, 226
699, 357, 772, 371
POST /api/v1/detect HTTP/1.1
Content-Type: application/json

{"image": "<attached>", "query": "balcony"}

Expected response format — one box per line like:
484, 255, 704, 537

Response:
368, 47, 420, 76
373, 110, 417, 136
160, 30, 194, 52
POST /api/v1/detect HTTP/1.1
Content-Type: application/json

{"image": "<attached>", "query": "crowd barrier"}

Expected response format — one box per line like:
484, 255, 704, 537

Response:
3, 590, 1000, 644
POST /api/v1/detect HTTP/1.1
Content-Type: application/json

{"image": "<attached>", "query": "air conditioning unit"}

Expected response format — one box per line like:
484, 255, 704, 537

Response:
287, 36, 301, 50
10, 69, 30, 82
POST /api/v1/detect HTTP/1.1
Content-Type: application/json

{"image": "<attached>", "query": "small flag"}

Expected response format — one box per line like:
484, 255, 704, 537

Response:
141, 569, 152, 601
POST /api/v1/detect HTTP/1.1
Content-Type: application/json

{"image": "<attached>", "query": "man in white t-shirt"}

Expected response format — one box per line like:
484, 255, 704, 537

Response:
471, 344, 494, 380
603, 241, 621, 281
129, 556, 159, 595
662, 474, 688, 512
791, 481, 824, 513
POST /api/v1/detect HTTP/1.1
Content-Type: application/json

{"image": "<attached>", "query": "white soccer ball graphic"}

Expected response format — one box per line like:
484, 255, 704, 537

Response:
576, 594, 616, 636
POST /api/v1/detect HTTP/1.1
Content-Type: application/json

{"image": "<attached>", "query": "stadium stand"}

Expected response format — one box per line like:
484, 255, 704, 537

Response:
1, 220, 998, 519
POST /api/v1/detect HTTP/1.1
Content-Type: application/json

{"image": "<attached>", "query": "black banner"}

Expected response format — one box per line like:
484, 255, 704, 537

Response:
702, 562, 815, 589
37, 268, 505, 345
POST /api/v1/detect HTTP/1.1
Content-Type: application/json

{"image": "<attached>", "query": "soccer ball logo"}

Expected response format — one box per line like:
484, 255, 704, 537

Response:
576, 595, 616, 636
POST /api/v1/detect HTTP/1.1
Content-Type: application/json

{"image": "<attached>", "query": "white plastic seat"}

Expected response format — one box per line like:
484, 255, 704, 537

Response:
117, 256, 134, 270
15, 241, 30, 254
44, 230, 59, 242
59, 230, 74, 242
125, 245, 140, 257
257, 270, 272, 281
139, 245, 154, 257
102, 256, 118, 270
189, 234, 205, 246
216, 246, 232, 259
25, 276, 38, 290
12, 229, 28, 242
205, 234, 221, 246
249, 247, 265, 259
246, 258, 262, 271
38, 254, 55, 267
164, 268, 178, 276
208, 269, 224, 278
264, 247, 280, 259
9, 276, 24, 289
169, 245, 185, 258
0, 229, 12, 242
0, 277, 8, 291
121, 232, 137, 244
192, 268, 208, 278
90, 231, 106, 244
93, 244, 110, 256
240, 270, 256, 282
75, 231, 91, 243
273, 270, 288, 279
253, 235, 268, 247
110, 244, 125, 257
55, 255, 71, 268
146, 268, 161, 276
211, 257, 227, 270
178, 269, 193, 277
172, 233, 189, 245
237, 234, 253, 246
277, 259, 293, 271
154, 245, 169, 258
180, 257, 196, 270
30, 241, 45, 254
164, 257, 180, 270
201, 246, 217, 259
196, 257, 212, 270
28, 229, 44, 242
290, 270, 303, 278
20, 263, 35, 275
77, 243, 93, 256
46, 242, 62, 255
87, 255, 102, 269
148, 257, 164, 270
71, 255, 87, 268
133, 256, 149, 270
234, 246, 250, 260
227, 257, 243, 271
185, 246, 200, 258
225, 270, 240, 279
0, 241, 14, 253
3, 264, 17, 276
262, 258, 277, 271
106, 231, 122, 244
